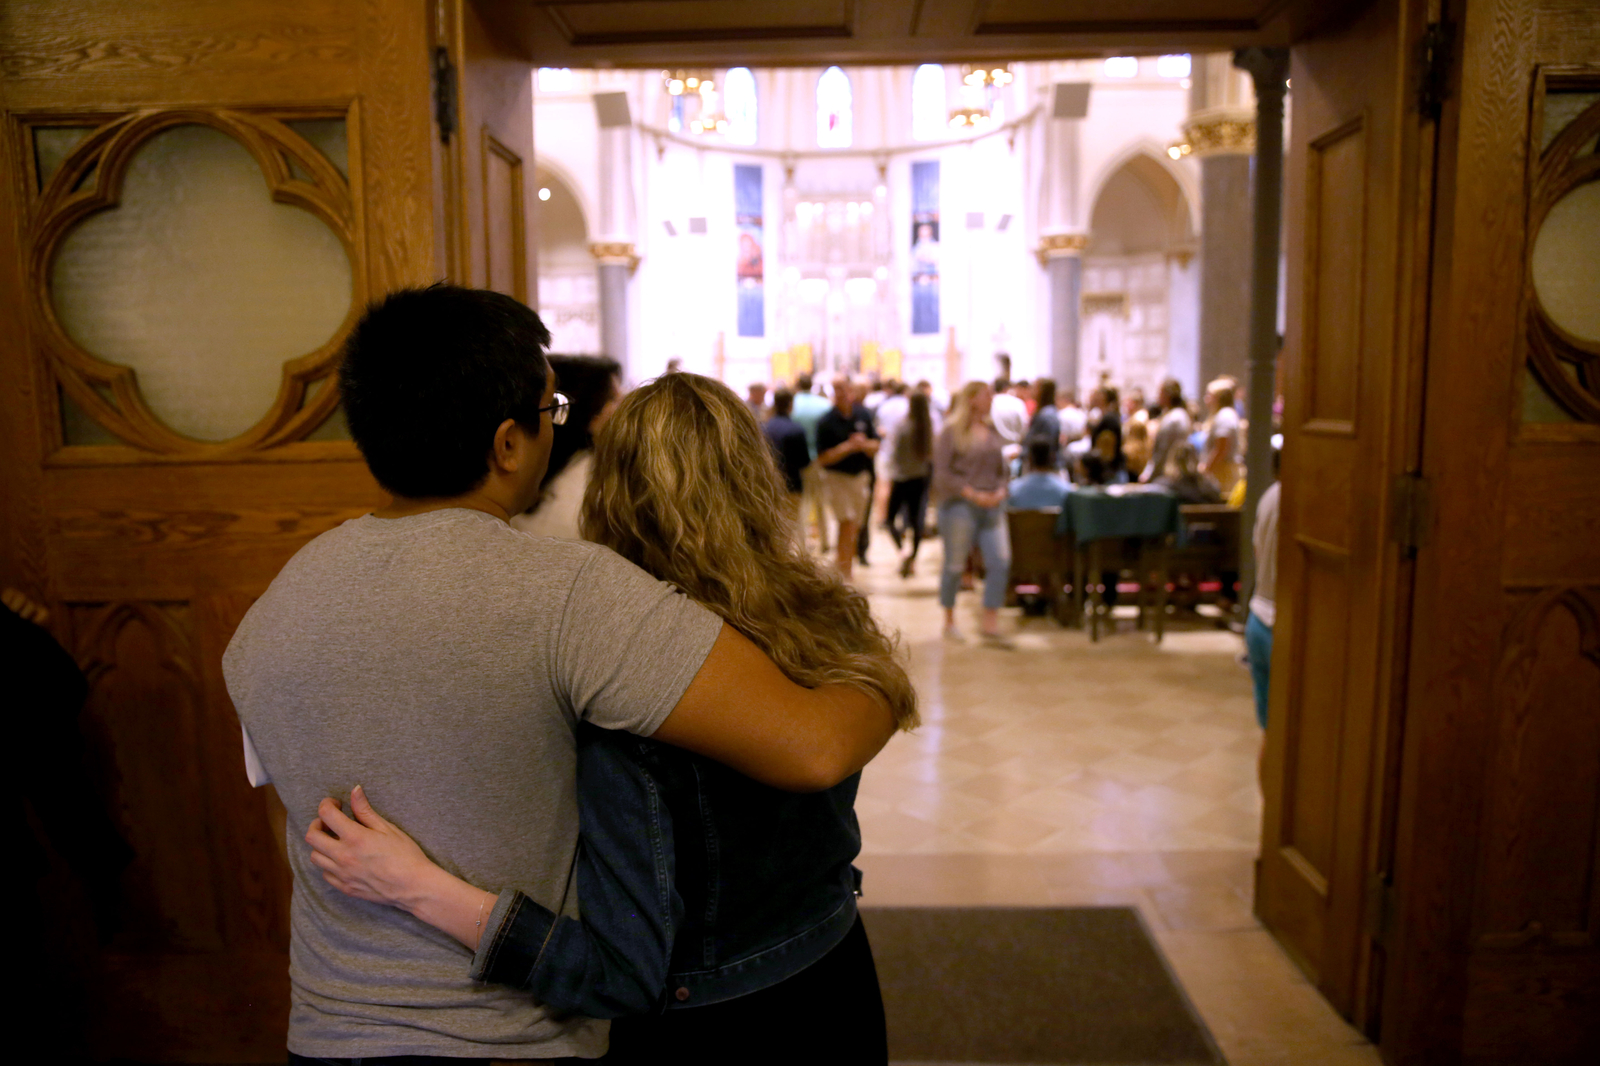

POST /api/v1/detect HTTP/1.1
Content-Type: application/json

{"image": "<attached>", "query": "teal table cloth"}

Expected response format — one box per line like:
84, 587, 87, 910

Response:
1055, 488, 1184, 543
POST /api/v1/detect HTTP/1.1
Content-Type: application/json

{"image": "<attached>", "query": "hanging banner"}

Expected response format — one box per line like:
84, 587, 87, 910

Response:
910, 160, 940, 335
735, 163, 764, 337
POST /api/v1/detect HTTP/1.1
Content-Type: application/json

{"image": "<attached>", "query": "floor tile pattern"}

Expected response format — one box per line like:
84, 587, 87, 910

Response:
845, 537, 1379, 1066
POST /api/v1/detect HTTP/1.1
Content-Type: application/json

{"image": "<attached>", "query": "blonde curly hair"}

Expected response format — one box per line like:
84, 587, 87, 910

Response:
582, 373, 919, 731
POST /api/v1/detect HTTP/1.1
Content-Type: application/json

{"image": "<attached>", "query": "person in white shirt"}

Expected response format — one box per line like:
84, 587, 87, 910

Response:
1199, 376, 1242, 495
988, 377, 1031, 465
1058, 387, 1088, 452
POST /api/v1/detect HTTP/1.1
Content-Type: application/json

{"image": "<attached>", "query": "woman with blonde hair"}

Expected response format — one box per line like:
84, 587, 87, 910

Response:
932, 380, 1012, 643
304, 373, 915, 1063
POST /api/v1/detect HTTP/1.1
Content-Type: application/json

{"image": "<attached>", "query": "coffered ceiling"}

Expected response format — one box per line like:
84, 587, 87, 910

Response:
487, 0, 1368, 66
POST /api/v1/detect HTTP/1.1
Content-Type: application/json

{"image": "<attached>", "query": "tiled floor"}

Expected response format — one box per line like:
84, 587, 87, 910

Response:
846, 536, 1381, 1066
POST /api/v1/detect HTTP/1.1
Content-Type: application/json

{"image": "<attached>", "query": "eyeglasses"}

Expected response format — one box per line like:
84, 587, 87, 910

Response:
539, 392, 570, 426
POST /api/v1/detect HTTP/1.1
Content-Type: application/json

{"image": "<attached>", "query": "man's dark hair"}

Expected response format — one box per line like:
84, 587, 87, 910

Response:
340, 285, 551, 499
1103, 385, 1120, 408
993, 377, 1010, 394
796, 372, 814, 392
1035, 378, 1057, 408
772, 388, 795, 417
1028, 438, 1053, 471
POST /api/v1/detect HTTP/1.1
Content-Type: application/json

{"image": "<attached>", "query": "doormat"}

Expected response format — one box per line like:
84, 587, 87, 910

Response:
862, 906, 1224, 1065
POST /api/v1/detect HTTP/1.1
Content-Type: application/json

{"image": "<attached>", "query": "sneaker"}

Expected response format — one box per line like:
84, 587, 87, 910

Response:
980, 630, 1016, 650
942, 625, 966, 643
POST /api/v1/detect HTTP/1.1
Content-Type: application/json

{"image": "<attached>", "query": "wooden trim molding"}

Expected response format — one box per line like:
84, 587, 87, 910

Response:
19, 106, 364, 459
1522, 69, 1600, 425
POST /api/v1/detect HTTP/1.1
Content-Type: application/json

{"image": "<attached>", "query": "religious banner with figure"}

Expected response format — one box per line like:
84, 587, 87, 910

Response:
735, 163, 764, 337
911, 160, 940, 334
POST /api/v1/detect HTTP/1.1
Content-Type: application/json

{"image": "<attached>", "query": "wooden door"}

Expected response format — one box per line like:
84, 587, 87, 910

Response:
1384, 0, 1600, 1061
1256, 0, 1436, 1031
0, 1, 437, 1058
439, 0, 536, 299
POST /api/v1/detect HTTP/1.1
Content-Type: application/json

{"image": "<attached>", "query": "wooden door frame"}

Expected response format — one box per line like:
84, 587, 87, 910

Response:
1257, 0, 1441, 1033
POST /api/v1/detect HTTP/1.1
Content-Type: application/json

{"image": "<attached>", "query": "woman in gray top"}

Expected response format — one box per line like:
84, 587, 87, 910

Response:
931, 381, 1012, 643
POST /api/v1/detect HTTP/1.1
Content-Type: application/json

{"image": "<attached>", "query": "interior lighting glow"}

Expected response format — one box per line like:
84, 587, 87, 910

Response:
537, 67, 574, 92
1156, 54, 1191, 79
1104, 56, 1139, 79
538, 187, 551, 201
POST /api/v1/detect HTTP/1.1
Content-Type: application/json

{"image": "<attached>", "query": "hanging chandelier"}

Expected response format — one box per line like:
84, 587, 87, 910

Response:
948, 106, 991, 129
662, 69, 728, 135
961, 64, 1014, 89
948, 64, 1013, 129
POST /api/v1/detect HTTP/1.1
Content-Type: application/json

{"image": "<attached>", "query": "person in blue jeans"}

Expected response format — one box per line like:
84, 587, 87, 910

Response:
304, 373, 918, 1065
931, 381, 1012, 645
1246, 476, 1281, 729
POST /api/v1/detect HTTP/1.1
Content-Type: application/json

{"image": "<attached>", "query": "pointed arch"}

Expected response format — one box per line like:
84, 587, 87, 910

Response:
1088, 139, 1203, 238
817, 66, 853, 148
1085, 144, 1196, 254
911, 64, 946, 142
724, 67, 758, 146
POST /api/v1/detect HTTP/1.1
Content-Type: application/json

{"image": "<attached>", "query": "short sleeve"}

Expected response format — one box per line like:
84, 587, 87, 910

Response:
555, 548, 724, 736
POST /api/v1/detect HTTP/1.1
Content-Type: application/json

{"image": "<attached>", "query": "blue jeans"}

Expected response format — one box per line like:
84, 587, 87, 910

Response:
1246, 611, 1273, 729
938, 499, 1010, 610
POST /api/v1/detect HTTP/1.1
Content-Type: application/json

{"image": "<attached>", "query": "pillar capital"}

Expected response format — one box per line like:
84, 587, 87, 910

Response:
1035, 231, 1088, 266
589, 241, 639, 272
1232, 46, 1290, 100
1181, 107, 1257, 157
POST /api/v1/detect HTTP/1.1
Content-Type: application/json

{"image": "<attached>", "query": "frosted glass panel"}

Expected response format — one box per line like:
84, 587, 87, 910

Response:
285, 119, 349, 179
1531, 180, 1600, 342
1522, 367, 1577, 424
1541, 92, 1600, 152
33, 126, 93, 188
50, 124, 352, 442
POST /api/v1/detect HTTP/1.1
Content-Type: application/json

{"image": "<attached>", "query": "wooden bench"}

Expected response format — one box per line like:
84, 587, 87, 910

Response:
1006, 508, 1076, 626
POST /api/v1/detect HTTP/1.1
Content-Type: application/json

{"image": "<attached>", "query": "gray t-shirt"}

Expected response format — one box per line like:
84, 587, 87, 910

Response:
223, 508, 722, 1059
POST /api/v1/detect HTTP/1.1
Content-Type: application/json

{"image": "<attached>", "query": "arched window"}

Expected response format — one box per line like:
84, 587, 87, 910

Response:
911, 64, 946, 141
724, 67, 758, 145
816, 66, 852, 148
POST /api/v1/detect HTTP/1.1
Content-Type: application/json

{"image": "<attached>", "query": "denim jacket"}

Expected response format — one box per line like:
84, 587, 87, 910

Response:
468, 722, 863, 1016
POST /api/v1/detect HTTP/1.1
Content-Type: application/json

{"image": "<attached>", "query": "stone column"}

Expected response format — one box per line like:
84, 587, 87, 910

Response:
1233, 47, 1290, 598
593, 94, 637, 374
1040, 235, 1087, 394
1184, 54, 1256, 392
590, 243, 636, 370
1038, 86, 1088, 397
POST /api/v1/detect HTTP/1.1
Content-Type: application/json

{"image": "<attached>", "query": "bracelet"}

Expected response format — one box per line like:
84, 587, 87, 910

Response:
474, 894, 488, 950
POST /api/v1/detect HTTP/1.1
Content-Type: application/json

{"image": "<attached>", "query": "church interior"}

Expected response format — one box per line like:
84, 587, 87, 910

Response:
1, 1, 1597, 1064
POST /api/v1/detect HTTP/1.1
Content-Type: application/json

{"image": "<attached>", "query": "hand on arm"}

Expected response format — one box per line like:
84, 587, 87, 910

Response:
816, 436, 861, 466
651, 623, 896, 792
305, 786, 495, 950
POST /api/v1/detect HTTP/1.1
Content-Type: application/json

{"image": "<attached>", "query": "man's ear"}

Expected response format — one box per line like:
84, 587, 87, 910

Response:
489, 418, 525, 473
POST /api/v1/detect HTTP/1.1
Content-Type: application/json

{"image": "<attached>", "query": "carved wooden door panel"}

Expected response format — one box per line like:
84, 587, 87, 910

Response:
0, 2, 436, 1058
440, 0, 536, 299
1385, 0, 1600, 1061
1256, 0, 1436, 1032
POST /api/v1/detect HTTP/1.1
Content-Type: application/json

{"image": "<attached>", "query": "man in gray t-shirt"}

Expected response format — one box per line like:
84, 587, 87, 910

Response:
224, 288, 894, 1061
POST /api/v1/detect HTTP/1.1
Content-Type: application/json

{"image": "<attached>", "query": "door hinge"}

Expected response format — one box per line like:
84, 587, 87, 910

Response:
1391, 472, 1432, 556
1417, 21, 1455, 120
1365, 873, 1398, 948
433, 45, 458, 144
